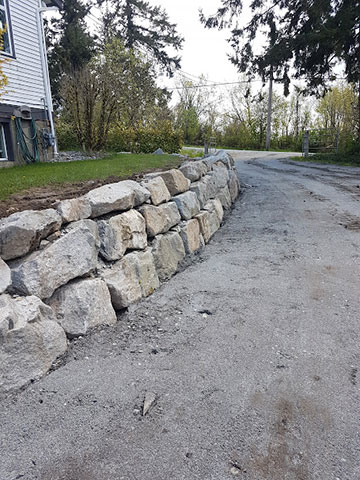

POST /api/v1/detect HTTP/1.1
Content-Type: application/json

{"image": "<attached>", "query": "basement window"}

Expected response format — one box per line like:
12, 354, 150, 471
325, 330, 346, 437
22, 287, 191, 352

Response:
0, 0, 13, 56
0, 124, 8, 161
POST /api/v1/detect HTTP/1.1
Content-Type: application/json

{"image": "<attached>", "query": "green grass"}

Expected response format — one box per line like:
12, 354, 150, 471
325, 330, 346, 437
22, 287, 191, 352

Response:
181, 148, 204, 158
291, 153, 360, 167
0, 153, 180, 201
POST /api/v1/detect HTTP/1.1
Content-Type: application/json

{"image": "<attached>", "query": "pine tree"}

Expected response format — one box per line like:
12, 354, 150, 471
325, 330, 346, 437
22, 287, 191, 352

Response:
97, 0, 183, 76
47, 0, 95, 106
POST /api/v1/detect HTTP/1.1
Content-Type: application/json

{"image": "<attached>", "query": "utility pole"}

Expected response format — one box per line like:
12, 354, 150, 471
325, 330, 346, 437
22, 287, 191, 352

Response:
265, 67, 273, 151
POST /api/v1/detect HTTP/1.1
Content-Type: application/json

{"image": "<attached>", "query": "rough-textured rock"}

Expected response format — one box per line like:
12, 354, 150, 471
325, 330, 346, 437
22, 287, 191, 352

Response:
85, 180, 142, 218
0, 294, 67, 393
11, 221, 99, 299
57, 198, 91, 224
190, 176, 213, 209
141, 177, 171, 206
204, 198, 224, 223
126, 250, 160, 297
48, 278, 116, 338
228, 170, 240, 202
152, 231, 185, 281
0, 209, 62, 261
156, 169, 189, 196
120, 180, 150, 206
180, 161, 208, 182
172, 191, 201, 221
0, 258, 11, 294
209, 163, 230, 192
217, 185, 232, 209
178, 219, 202, 254
204, 150, 233, 169
196, 208, 221, 244
139, 202, 181, 237
102, 256, 143, 310
98, 209, 147, 261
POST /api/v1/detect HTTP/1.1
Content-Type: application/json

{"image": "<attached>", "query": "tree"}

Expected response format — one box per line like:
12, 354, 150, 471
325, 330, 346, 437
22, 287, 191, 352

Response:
47, 0, 95, 106
96, 0, 183, 75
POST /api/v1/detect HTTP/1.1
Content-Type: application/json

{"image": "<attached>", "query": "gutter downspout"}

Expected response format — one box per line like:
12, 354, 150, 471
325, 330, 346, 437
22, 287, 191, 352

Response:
36, 1, 58, 154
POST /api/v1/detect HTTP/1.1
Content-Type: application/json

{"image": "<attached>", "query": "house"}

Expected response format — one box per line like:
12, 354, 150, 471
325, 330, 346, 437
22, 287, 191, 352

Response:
0, 0, 62, 166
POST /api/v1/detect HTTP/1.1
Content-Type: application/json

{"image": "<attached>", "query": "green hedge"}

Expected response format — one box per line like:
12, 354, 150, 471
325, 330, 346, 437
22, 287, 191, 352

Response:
106, 125, 183, 154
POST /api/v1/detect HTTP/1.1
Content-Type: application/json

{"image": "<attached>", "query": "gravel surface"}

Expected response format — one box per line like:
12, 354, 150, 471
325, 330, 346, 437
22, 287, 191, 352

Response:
1, 151, 360, 480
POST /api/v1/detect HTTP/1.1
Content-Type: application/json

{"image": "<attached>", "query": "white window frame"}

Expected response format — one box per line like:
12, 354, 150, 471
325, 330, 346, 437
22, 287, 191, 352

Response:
0, 0, 13, 57
0, 125, 8, 161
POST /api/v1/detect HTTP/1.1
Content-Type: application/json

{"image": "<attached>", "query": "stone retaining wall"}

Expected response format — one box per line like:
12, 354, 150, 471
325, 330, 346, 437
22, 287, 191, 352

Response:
0, 151, 240, 394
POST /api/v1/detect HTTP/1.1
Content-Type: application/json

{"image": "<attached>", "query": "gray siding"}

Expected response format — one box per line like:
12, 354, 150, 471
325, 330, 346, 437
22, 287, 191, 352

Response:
2, 0, 47, 109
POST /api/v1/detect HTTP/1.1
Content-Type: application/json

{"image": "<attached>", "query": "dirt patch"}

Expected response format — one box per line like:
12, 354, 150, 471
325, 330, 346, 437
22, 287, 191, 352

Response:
0, 163, 182, 219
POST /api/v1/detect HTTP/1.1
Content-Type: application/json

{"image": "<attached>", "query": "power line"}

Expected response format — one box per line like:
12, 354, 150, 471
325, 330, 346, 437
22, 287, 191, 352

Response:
168, 80, 264, 90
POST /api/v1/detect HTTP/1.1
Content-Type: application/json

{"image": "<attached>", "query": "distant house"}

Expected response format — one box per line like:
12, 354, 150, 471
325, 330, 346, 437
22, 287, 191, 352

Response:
0, 0, 62, 166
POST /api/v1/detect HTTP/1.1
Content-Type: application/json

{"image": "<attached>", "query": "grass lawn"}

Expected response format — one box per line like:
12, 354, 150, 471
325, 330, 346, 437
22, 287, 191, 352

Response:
292, 153, 360, 167
0, 153, 180, 201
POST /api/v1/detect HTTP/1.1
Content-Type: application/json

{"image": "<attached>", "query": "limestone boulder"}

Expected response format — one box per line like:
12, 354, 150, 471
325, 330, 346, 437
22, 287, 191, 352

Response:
178, 219, 202, 254
126, 250, 160, 297
209, 163, 229, 192
139, 202, 181, 237
11, 220, 99, 299
204, 150, 234, 169
0, 294, 67, 393
228, 170, 240, 202
0, 258, 11, 294
196, 208, 221, 244
57, 197, 91, 224
172, 191, 201, 220
141, 177, 171, 206
155, 169, 189, 196
48, 278, 117, 338
190, 175, 217, 209
98, 209, 147, 261
180, 161, 208, 182
217, 185, 232, 209
102, 255, 142, 310
85, 180, 149, 218
0, 209, 62, 261
204, 198, 224, 223
152, 231, 185, 281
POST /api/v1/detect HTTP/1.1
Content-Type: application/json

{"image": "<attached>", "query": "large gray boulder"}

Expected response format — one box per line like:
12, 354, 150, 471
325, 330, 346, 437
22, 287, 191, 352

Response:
204, 198, 224, 224
172, 191, 201, 220
156, 169, 189, 196
11, 220, 99, 299
141, 177, 171, 206
217, 185, 232, 209
190, 175, 217, 208
0, 294, 67, 394
209, 163, 230, 192
126, 250, 160, 297
102, 256, 142, 310
178, 219, 203, 254
85, 180, 150, 218
204, 150, 234, 169
196, 206, 221, 244
139, 202, 181, 237
152, 231, 185, 281
180, 161, 208, 182
0, 258, 11, 294
57, 197, 91, 224
48, 278, 117, 338
228, 170, 240, 203
98, 209, 147, 261
0, 209, 62, 261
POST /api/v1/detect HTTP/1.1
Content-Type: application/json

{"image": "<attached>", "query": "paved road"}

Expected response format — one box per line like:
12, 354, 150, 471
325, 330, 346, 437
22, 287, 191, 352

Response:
1, 152, 360, 480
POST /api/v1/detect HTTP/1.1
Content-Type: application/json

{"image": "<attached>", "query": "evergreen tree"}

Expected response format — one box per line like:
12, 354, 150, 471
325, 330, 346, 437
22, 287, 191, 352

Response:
47, 0, 95, 106
96, 0, 183, 75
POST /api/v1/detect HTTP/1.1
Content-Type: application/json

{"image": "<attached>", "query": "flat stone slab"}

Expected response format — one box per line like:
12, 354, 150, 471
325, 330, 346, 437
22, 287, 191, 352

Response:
98, 209, 147, 261
48, 278, 117, 338
11, 220, 99, 299
0, 294, 67, 394
139, 202, 181, 237
0, 209, 62, 261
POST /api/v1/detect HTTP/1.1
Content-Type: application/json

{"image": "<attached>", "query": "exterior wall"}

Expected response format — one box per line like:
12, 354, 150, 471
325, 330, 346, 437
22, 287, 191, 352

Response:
2, 0, 47, 109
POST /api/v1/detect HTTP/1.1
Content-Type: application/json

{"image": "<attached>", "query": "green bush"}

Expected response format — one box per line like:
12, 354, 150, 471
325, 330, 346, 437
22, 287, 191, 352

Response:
106, 124, 183, 154
56, 121, 81, 151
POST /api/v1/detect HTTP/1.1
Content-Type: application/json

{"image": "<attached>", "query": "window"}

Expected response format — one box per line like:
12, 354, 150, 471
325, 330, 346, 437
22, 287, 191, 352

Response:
0, 0, 13, 56
0, 124, 8, 161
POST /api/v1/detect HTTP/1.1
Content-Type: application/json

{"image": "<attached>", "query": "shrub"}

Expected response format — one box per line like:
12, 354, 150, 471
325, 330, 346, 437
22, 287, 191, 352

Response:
56, 121, 81, 151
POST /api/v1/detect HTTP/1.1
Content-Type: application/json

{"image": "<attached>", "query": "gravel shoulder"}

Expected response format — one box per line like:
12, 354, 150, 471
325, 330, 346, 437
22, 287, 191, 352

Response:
1, 152, 359, 480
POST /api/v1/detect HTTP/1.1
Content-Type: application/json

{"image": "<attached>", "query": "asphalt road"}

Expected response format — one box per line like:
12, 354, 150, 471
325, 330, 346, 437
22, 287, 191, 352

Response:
1, 152, 360, 480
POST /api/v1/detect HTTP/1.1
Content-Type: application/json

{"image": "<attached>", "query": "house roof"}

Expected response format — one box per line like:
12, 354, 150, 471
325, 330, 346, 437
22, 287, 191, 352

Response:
45, 0, 63, 8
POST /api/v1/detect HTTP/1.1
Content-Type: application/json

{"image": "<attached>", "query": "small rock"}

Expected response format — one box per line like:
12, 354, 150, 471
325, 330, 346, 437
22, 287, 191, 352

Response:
143, 391, 157, 415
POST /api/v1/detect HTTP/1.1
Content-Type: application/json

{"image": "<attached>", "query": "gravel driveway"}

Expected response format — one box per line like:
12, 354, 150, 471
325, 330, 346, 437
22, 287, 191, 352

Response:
1, 152, 360, 480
